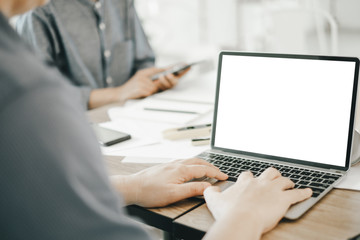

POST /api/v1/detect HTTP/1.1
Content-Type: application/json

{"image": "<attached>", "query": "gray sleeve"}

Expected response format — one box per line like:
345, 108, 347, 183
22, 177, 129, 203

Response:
16, 11, 92, 109
131, 5, 156, 70
0, 81, 152, 239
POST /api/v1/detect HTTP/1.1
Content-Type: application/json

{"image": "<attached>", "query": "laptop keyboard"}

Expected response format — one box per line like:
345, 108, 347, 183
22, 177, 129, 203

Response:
198, 152, 342, 197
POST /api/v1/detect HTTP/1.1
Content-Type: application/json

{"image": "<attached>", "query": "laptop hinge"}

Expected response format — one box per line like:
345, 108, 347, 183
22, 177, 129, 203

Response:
329, 169, 346, 174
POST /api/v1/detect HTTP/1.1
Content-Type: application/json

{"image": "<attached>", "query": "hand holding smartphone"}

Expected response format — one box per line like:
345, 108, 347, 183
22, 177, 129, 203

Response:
151, 61, 201, 81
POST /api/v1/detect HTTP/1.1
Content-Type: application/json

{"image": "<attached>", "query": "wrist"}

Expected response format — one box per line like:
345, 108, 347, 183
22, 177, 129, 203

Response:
112, 87, 128, 104
110, 174, 139, 205
207, 209, 263, 240
88, 87, 126, 109
228, 210, 263, 235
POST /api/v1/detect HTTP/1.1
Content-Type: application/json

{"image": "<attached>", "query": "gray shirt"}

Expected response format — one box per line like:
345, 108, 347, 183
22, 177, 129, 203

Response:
16, 0, 155, 108
0, 12, 151, 239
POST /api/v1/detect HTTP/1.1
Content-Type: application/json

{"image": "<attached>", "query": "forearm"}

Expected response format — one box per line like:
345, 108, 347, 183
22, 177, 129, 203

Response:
88, 87, 123, 109
204, 210, 262, 240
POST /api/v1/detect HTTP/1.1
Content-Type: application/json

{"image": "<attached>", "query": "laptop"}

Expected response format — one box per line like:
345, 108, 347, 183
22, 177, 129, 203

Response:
197, 51, 359, 219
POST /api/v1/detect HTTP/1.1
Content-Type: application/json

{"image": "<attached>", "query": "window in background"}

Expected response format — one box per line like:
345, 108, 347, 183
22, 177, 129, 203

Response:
135, 0, 360, 131
135, 0, 360, 61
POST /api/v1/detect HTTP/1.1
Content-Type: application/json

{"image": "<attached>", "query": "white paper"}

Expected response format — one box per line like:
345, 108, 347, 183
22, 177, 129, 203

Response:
122, 156, 175, 164
101, 118, 177, 139
108, 98, 213, 125
109, 139, 210, 159
99, 121, 160, 155
100, 138, 158, 155
335, 162, 360, 191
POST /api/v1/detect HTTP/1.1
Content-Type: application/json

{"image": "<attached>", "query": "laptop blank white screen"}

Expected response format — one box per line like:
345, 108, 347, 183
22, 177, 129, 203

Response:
214, 55, 356, 167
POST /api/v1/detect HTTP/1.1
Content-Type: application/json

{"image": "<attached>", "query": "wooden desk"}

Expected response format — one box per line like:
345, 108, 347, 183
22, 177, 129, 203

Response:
173, 189, 360, 240
88, 104, 360, 239
87, 104, 204, 233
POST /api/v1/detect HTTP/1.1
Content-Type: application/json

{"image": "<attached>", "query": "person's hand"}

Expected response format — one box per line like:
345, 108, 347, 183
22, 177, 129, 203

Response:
116, 66, 189, 102
154, 66, 190, 91
111, 158, 228, 207
116, 67, 161, 101
204, 168, 312, 235
88, 66, 185, 108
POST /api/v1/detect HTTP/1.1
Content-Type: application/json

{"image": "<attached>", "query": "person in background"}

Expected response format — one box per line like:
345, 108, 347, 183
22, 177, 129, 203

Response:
1, 0, 312, 239
16, 0, 188, 109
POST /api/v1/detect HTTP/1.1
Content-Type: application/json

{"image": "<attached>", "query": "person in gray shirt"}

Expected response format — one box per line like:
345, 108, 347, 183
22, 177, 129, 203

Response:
1, 0, 312, 239
16, 0, 187, 109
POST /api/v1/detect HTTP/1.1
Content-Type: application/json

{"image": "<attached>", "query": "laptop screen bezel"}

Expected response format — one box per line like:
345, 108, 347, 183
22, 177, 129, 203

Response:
211, 51, 359, 171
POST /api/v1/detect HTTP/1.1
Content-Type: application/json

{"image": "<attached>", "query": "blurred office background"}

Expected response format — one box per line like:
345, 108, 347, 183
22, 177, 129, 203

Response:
10, 0, 360, 65
135, 0, 360, 66
9, 0, 360, 134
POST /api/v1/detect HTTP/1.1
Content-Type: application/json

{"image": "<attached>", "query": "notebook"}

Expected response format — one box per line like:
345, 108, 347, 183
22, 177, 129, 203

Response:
198, 51, 359, 219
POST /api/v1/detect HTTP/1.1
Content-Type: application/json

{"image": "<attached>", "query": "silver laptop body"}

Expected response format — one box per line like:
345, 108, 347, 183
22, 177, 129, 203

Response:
199, 51, 359, 219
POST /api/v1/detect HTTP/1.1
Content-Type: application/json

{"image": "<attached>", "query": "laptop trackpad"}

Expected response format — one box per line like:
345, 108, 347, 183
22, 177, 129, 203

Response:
193, 180, 234, 199
213, 180, 235, 191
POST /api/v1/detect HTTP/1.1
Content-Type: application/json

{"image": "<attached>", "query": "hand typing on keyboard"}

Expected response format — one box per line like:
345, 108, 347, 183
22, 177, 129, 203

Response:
111, 158, 228, 208
203, 168, 312, 240
198, 152, 340, 198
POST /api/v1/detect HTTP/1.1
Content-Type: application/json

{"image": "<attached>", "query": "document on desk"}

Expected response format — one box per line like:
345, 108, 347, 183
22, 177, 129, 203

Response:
122, 156, 175, 164
99, 120, 160, 155
110, 139, 210, 159
99, 120, 210, 160
335, 162, 360, 191
108, 98, 213, 125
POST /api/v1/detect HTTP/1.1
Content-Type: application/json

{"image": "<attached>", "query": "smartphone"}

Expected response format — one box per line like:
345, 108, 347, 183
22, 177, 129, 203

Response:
151, 61, 201, 81
92, 124, 131, 146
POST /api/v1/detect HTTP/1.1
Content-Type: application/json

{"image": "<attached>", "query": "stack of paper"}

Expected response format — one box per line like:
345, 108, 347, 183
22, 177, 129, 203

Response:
99, 119, 211, 162
99, 120, 161, 156
115, 138, 210, 159
108, 98, 213, 125
101, 71, 216, 163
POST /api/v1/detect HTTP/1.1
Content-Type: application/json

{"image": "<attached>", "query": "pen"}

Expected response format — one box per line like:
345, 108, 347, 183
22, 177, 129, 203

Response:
163, 123, 212, 140
191, 137, 211, 146
178, 123, 211, 131
144, 107, 199, 115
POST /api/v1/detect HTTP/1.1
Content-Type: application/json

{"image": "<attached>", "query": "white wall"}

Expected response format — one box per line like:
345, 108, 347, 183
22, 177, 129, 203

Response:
135, 0, 360, 130
135, 0, 360, 62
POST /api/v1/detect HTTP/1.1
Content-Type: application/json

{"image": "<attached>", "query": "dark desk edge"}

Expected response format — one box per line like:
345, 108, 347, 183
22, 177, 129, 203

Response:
126, 199, 205, 233
173, 221, 206, 240
126, 205, 173, 232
